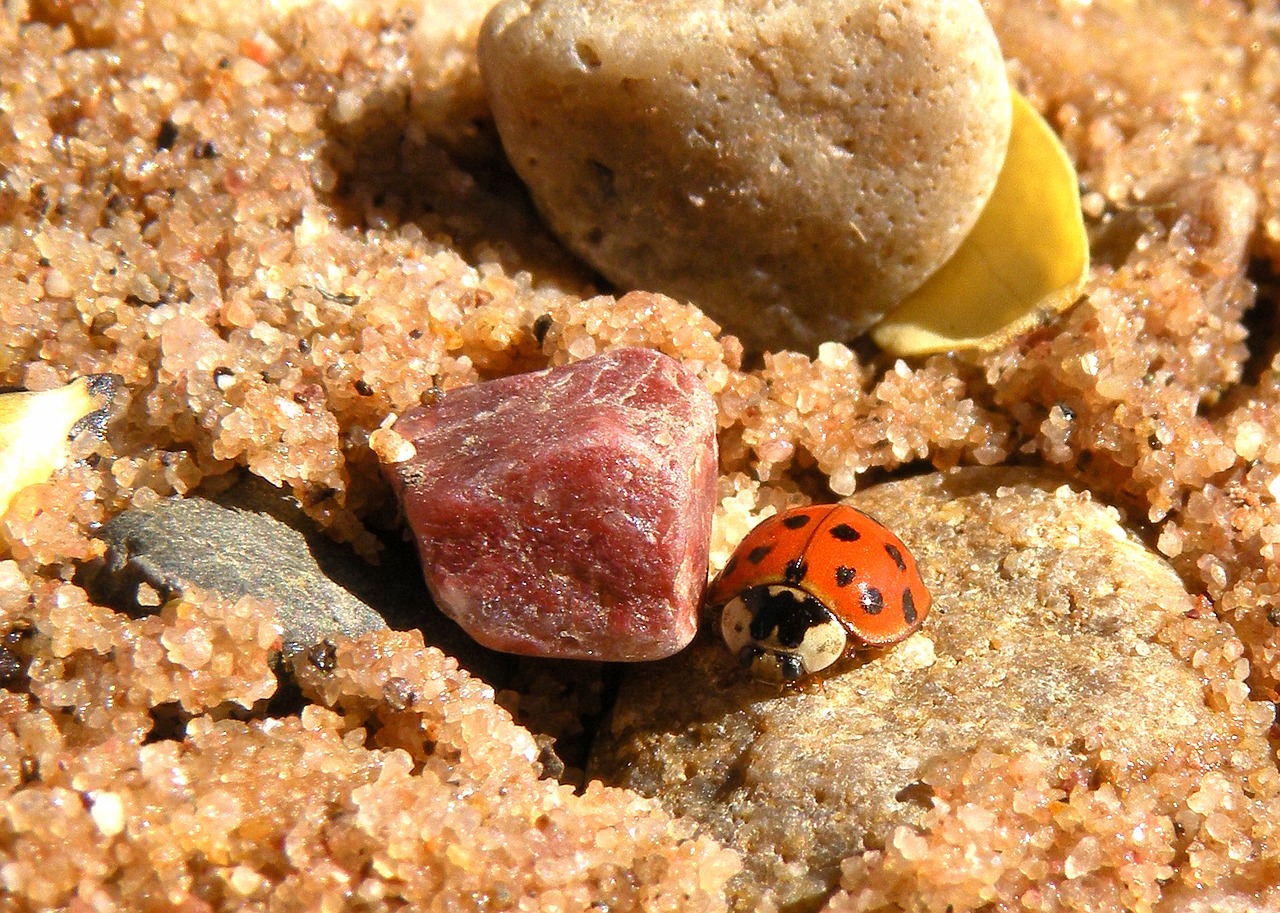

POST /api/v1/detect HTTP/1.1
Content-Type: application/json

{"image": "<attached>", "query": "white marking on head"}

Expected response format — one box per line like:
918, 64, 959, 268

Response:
719, 585, 848, 683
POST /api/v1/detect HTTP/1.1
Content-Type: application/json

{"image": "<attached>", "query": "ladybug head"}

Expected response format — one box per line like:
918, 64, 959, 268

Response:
718, 584, 847, 684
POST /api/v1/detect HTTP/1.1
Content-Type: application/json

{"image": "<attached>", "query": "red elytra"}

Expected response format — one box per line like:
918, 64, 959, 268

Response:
707, 503, 931, 683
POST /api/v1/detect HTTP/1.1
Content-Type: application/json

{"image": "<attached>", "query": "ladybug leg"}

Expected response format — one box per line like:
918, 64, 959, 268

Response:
757, 669, 824, 694
789, 675, 828, 696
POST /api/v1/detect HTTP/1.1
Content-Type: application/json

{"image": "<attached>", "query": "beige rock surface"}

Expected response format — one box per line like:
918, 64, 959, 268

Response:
591, 468, 1275, 912
479, 0, 1011, 352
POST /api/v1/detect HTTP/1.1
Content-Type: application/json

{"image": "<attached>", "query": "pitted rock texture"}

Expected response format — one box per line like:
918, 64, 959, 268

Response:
589, 468, 1273, 912
479, 0, 1011, 352
383, 347, 718, 661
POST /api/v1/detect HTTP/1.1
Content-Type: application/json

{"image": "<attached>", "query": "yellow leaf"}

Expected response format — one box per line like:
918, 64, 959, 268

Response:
0, 375, 120, 517
872, 91, 1088, 356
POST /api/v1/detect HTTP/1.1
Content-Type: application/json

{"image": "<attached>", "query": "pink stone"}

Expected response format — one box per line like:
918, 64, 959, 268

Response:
384, 347, 718, 661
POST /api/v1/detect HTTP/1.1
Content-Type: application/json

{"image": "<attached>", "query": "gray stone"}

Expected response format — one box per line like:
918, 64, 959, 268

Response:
589, 467, 1273, 911
82, 477, 502, 680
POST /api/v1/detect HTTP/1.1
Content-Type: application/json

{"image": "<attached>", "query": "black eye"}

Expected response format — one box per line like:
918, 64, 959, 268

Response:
738, 644, 765, 669
779, 653, 804, 681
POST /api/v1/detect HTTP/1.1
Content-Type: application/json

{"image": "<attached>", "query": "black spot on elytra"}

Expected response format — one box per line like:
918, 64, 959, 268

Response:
835, 566, 856, 587
782, 512, 813, 529
722, 555, 739, 579
783, 557, 808, 584
884, 542, 907, 571
902, 588, 918, 625
829, 523, 862, 542
860, 584, 884, 615
747, 544, 773, 564
743, 587, 830, 648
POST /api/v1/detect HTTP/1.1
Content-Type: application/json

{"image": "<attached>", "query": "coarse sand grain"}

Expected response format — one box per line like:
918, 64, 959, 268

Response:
4, 0, 1280, 910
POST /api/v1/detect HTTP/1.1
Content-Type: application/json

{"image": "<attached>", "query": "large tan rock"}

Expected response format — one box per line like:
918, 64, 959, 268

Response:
479, 0, 1011, 352
590, 468, 1273, 911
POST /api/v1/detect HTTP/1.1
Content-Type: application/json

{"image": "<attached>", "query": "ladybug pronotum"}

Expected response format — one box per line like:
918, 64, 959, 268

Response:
706, 503, 931, 684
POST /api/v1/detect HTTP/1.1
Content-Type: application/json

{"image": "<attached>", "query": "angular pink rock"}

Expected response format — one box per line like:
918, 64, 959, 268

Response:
384, 347, 718, 661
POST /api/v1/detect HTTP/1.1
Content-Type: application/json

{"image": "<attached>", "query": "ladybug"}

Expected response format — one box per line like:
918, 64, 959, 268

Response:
707, 503, 931, 684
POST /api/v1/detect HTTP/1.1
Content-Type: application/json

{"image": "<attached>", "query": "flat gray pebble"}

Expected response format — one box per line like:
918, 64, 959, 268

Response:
82, 477, 504, 682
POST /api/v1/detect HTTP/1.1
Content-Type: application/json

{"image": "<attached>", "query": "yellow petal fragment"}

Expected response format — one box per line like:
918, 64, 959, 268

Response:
0, 375, 120, 517
872, 90, 1089, 356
